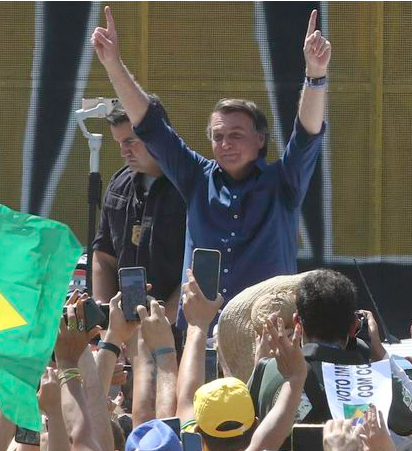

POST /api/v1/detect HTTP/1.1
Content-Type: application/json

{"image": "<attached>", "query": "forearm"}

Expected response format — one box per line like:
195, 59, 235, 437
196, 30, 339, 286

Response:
58, 360, 102, 451
16, 445, 40, 451
164, 286, 181, 325
78, 348, 114, 451
176, 325, 207, 422
298, 83, 326, 135
61, 380, 102, 451
103, 58, 149, 128
155, 353, 178, 418
0, 410, 15, 451
132, 334, 156, 427
95, 332, 121, 397
92, 251, 118, 303
47, 411, 70, 451
246, 377, 305, 451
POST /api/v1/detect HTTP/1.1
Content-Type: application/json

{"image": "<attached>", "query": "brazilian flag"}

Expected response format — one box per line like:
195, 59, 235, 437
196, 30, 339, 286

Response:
0, 204, 82, 430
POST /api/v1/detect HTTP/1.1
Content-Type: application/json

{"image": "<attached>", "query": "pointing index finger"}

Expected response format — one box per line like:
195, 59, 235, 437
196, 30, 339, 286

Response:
105, 5, 115, 32
306, 9, 318, 38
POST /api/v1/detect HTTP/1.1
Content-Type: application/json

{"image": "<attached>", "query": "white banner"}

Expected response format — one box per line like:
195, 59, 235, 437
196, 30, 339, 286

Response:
322, 360, 392, 425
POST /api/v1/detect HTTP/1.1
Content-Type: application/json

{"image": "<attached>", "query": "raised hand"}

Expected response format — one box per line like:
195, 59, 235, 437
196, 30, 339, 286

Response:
90, 5, 121, 68
182, 268, 224, 331
55, 297, 100, 368
358, 405, 396, 451
358, 309, 386, 361
323, 419, 360, 451
105, 291, 140, 347
37, 367, 61, 416
137, 300, 175, 352
303, 9, 331, 78
265, 315, 306, 382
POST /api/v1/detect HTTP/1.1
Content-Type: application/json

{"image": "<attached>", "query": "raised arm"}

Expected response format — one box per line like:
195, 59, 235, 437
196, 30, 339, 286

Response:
137, 300, 178, 419
176, 269, 223, 425
245, 317, 307, 451
96, 292, 139, 396
131, 326, 157, 427
92, 250, 118, 303
78, 347, 114, 451
298, 9, 331, 134
91, 5, 149, 127
55, 299, 102, 451
37, 368, 70, 451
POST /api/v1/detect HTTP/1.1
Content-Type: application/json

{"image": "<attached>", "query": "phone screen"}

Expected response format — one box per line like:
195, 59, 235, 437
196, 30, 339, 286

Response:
182, 432, 202, 451
118, 267, 147, 321
192, 248, 221, 301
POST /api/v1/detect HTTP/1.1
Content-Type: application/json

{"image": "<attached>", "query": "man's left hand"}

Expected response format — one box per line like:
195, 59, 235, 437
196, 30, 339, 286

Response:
304, 9, 331, 78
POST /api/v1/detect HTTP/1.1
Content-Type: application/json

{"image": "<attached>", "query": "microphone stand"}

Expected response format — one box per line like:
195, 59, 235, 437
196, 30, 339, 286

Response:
76, 104, 106, 294
353, 258, 400, 344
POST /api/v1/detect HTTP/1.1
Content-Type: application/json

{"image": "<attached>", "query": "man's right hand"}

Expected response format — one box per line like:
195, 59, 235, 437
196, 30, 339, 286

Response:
91, 6, 121, 69
182, 269, 223, 332
105, 291, 140, 348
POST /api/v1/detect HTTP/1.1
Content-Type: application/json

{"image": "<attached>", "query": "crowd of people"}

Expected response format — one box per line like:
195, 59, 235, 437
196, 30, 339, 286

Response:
2, 4, 412, 451
2, 268, 412, 451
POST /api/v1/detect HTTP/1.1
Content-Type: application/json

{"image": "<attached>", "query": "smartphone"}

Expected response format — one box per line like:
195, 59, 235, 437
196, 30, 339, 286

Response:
161, 417, 181, 438
291, 424, 324, 451
15, 427, 40, 446
100, 304, 110, 328
205, 348, 218, 383
83, 298, 107, 331
192, 248, 221, 301
63, 298, 109, 331
118, 267, 147, 321
181, 432, 202, 451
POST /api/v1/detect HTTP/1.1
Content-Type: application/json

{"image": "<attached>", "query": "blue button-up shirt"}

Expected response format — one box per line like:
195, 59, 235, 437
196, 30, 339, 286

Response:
134, 104, 325, 330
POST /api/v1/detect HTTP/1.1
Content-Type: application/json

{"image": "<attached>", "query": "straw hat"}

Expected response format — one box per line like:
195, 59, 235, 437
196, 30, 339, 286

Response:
217, 272, 314, 382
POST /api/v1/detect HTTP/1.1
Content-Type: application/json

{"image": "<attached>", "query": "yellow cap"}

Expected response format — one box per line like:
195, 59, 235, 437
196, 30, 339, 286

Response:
193, 377, 255, 438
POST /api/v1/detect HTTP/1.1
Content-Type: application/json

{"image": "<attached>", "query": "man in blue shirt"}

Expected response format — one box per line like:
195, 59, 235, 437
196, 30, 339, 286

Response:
91, 7, 331, 330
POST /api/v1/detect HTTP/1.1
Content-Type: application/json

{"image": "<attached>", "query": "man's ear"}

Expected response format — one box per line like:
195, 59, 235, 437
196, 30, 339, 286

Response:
257, 133, 265, 149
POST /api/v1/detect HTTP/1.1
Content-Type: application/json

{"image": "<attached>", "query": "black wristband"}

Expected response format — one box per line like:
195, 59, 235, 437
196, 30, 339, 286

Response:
98, 340, 121, 358
304, 75, 327, 88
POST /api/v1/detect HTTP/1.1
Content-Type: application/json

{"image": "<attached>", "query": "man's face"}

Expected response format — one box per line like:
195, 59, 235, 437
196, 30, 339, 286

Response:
111, 121, 161, 176
210, 111, 265, 180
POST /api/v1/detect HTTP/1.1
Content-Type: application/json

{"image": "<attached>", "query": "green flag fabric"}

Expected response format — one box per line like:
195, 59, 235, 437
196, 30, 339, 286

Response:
0, 204, 82, 431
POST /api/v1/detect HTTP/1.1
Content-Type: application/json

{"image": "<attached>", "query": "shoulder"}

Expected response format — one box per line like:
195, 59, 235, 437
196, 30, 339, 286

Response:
102, 166, 136, 211
107, 166, 135, 192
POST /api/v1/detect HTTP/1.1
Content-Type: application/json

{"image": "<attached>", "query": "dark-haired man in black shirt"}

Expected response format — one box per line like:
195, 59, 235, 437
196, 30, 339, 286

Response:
92, 101, 186, 330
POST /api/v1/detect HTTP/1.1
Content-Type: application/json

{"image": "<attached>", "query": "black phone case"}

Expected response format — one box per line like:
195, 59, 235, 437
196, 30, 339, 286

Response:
83, 298, 108, 331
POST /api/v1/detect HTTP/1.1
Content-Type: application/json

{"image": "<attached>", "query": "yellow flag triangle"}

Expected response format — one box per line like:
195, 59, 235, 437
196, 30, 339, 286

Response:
0, 291, 27, 332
